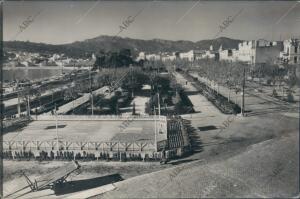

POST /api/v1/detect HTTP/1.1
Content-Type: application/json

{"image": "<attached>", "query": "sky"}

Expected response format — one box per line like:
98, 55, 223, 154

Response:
3, 1, 300, 44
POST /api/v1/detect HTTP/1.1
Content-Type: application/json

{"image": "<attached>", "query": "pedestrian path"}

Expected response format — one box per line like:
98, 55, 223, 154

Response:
173, 72, 224, 117
47, 86, 110, 115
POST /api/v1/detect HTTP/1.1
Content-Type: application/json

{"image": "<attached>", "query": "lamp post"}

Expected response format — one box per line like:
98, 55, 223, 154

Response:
17, 90, 21, 117
241, 64, 246, 116
154, 106, 157, 151
27, 95, 30, 117
89, 65, 94, 115
157, 92, 161, 116
55, 103, 59, 151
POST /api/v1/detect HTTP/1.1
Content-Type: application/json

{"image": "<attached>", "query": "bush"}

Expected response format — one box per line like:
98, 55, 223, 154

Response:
272, 89, 278, 97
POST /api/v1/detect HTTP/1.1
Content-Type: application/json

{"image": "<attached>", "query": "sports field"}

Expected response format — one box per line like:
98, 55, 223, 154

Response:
4, 118, 167, 144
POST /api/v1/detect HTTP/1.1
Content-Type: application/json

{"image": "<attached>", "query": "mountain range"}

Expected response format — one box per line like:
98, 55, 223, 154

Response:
4, 36, 242, 58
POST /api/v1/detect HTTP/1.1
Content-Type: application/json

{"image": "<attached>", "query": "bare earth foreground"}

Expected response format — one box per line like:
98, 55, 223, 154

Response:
98, 127, 299, 198
3, 74, 299, 198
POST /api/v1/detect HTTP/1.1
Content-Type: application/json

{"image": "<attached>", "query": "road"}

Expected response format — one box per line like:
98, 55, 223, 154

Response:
189, 72, 299, 117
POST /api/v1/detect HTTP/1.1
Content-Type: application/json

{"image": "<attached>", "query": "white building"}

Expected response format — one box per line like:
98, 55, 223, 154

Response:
237, 41, 256, 63
280, 38, 300, 65
136, 52, 161, 61
199, 45, 218, 60
136, 52, 146, 61
236, 39, 282, 64
179, 50, 205, 61
219, 45, 238, 62
162, 53, 177, 62
146, 54, 161, 61
49, 54, 61, 62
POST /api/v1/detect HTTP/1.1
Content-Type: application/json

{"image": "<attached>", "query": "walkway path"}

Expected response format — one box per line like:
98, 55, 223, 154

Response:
51, 86, 110, 115
173, 72, 225, 117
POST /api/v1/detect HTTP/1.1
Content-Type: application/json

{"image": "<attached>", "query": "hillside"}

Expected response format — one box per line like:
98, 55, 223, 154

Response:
4, 36, 241, 58
98, 132, 299, 198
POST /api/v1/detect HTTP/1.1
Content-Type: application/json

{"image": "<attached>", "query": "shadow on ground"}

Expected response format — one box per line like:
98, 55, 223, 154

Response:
198, 125, 218, 131
169, 159, 199, 165
246, 107, 295, 117
54, 173, 123, 195
185, 91, 200, 95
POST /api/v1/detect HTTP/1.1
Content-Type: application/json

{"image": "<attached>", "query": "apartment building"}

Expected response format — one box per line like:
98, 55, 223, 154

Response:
280, 38, 300, 65
237, 39, 282, 65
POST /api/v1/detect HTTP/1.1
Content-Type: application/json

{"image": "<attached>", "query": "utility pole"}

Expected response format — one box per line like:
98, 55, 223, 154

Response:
55, 103, 59, 151
27, 95, 30, 117
241, 64, 246, 116
154, 105, 157, 151
158, 92, 161, 116
228, 60, 232, 102
89, 65, 94, 115
131, 65, 134, 98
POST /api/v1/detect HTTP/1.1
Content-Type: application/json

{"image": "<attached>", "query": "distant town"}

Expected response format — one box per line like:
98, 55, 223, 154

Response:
138, 38, 299, 65
4, 38, 299, 67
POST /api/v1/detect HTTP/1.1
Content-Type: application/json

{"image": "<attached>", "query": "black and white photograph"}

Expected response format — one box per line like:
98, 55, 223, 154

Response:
0, 0, 299, 198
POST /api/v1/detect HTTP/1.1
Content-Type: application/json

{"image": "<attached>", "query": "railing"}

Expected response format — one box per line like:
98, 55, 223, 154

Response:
34, 114, 167, 121
2, 140, 159, 152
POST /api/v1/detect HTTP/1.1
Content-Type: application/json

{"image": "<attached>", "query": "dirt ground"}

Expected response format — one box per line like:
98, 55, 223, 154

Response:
97, 129, 299, 198
3, 160, 171, 198
3, 160, 172, 182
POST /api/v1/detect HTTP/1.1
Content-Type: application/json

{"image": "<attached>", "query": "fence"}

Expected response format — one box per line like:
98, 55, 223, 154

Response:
34, 114, 168, 121
2, 140, 172, 161
3, 140, 157, 152
1, 115, 191, 161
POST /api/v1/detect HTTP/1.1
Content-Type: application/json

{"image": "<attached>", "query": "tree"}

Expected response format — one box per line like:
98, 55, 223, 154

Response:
286, 91, 294, 102
132, 102, 136, 115
64, 85, 76, 101
94, 49, 134, 68
19, 87, 35, 117
272, 89, 278, 97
